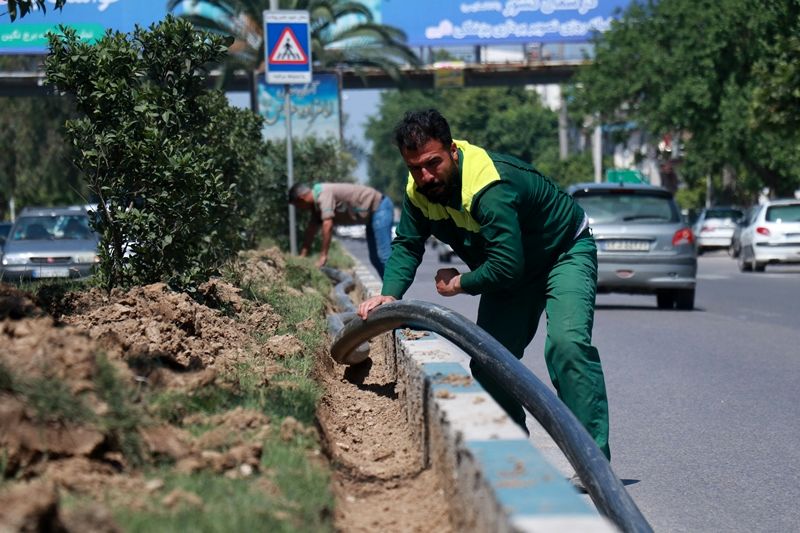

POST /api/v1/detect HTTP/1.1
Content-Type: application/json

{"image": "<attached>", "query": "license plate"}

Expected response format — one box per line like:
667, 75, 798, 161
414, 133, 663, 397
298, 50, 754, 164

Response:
32, 267, 71, 278
604, 240, 650, 252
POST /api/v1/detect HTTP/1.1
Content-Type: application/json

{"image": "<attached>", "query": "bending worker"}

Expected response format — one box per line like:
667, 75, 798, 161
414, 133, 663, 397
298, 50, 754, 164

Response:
289, 182, 394, 278
357, 109, 610, 459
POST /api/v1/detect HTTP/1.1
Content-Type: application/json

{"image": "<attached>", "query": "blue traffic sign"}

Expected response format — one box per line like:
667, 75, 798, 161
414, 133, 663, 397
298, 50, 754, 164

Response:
264, 10, 312, 85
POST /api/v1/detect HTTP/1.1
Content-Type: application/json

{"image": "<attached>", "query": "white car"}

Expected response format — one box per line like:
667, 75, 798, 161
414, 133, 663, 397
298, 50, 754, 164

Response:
333, 225, 367, 239
738, 199, 800, 272
693, 206, 744, 253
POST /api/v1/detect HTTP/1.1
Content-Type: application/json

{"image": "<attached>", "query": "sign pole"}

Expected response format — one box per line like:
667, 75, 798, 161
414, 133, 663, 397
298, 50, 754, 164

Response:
285, 84, 296, 255
266, 5, 310, 256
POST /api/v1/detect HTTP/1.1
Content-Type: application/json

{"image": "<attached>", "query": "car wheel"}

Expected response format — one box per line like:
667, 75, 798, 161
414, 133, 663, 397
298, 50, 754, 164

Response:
738, 249, 752, 272
656, 291, 675, 309
696, 246, 704, 256
675, 289, 695, 310
753, 260, 766, 272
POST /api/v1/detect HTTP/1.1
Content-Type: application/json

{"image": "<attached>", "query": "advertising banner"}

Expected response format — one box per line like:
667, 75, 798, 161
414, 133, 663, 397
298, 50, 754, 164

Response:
257, 73, 341, 142
0, 0, 167, 54
380, 0, 630, 46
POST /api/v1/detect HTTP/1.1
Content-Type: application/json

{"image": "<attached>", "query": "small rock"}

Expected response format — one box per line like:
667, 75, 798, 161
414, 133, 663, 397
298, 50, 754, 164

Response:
145, 479, 164, 493
161, 489, 203, 510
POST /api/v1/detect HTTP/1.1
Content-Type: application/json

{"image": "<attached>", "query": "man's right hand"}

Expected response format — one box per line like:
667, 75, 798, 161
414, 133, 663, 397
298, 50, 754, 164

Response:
358, 295, 396, 320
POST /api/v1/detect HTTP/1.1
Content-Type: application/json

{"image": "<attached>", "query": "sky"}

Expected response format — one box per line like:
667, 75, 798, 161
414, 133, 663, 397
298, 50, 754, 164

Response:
342, 88, 382, 184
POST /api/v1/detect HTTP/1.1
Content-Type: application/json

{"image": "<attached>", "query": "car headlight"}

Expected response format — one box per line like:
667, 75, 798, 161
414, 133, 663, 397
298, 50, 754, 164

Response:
1, 254, 27, 266
73, 253, 100, 264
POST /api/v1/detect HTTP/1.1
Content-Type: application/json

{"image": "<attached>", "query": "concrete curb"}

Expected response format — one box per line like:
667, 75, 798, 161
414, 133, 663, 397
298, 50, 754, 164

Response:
340, 251, 616, 532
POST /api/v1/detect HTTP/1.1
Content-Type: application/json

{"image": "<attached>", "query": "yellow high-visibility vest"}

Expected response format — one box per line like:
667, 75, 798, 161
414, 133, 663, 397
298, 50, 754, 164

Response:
405, 139, 500, 234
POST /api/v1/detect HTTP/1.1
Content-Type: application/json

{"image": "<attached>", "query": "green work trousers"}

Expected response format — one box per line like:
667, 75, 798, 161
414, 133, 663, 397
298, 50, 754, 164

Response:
471, 233, 611, 460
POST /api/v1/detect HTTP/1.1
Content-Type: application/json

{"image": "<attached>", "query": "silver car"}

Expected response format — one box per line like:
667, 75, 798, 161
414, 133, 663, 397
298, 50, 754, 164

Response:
0, 206, 100, 281
568, 183, 698, 310
737, 199, 800, 272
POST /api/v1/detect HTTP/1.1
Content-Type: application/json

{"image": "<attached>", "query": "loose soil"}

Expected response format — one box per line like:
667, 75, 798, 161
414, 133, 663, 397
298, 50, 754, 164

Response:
0, 251, 294, 530
0, 245, 456, 531
317, 335, 454, 532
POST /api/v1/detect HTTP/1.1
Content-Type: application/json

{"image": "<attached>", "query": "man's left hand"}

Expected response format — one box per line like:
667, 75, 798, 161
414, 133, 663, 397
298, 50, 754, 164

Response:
435, 268, 463, 297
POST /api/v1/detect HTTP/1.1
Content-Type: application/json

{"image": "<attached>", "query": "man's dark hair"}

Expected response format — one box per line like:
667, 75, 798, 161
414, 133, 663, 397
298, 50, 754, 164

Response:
393, 109, 453, 152
288, 182, 311, 202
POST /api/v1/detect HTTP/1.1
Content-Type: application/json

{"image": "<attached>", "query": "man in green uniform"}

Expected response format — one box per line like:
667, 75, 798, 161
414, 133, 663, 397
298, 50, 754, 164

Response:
357, 109, 610, 459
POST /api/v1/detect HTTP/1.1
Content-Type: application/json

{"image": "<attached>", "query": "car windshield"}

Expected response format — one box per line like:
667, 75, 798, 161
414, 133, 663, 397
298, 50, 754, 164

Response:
705, 208, 743, 220
11, 214, 95, 241
573, 191, 679, 224
765, 204, 800, 223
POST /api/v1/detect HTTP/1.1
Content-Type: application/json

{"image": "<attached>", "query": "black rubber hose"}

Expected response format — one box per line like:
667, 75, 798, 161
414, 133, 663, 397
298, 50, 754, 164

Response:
320, 266, 356, 313
330, 299, 652, 533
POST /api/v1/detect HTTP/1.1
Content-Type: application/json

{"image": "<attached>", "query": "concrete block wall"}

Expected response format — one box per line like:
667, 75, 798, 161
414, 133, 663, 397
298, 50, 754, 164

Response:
343, 252, 616, 532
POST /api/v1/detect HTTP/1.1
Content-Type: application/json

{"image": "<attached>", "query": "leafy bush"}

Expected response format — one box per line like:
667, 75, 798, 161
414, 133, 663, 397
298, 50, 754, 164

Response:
43, 16, 360, 290
44, 17, 262, 291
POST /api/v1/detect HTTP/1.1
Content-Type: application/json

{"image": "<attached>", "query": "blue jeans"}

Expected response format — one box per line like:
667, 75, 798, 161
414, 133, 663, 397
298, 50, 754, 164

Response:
366, 196, 394, 279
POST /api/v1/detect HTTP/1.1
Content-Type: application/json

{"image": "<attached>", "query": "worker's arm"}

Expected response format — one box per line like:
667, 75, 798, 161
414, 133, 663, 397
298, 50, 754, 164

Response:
380, 194, 430, 298
299, 220, 319, 257
359, 195, 430, 319
317, 218, 334, 267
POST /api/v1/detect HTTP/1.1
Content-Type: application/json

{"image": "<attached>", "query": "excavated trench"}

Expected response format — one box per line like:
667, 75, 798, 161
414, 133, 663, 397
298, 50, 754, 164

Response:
316, 332, 454, 532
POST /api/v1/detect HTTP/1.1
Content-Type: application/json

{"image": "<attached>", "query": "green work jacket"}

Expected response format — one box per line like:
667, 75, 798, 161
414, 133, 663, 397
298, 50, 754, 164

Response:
381, 140, 586, 298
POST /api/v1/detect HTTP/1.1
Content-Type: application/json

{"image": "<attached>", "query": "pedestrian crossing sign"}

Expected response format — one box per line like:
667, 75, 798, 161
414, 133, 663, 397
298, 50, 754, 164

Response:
269, 27, 308, 65
263, 10, 312, 84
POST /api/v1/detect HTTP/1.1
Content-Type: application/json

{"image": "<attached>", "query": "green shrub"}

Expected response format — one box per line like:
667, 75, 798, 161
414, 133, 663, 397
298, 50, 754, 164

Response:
44, 17, 263, 291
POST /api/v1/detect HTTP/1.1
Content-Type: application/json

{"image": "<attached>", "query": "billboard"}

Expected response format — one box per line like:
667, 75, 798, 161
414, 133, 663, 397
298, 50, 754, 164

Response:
257, 73, 341, 142
380, 0, 630, 46
0, 0, 167, 54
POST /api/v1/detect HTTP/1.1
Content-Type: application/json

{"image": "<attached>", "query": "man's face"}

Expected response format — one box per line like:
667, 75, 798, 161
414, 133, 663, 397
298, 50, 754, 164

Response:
291, 192, 314, 210
400, 138, 459, 204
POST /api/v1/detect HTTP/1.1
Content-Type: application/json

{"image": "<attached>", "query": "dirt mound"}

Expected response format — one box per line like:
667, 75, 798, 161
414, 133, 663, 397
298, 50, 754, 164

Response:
62, 283, 257, 371
237, 247, 286, 286
0, 283, 43, 320
198, 278, 245, 313
0, 316, 131, 478
0, 268, 292, 529
0, 480, 67, 532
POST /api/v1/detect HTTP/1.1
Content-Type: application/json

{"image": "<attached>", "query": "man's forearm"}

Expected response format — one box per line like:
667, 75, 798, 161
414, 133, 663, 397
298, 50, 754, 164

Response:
320, 219, 334, 257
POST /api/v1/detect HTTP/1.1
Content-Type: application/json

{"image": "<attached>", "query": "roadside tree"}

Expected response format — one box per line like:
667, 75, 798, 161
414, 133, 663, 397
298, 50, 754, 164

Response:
2, 0, 65, 21
573, 0, 800, 203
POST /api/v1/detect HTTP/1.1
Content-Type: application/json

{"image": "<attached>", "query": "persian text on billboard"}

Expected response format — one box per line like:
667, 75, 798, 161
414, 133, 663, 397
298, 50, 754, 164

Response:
380, 0, 630, 46
257, 73, 341, 142
0, 0, 166, 53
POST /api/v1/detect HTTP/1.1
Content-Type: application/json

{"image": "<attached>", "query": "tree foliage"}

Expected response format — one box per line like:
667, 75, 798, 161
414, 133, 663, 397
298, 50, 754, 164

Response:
0, 95, 85, 220
45, 17, 266, 291
2, 0, 65, 21
574, 0, 800, 201
365, 87, 589, 201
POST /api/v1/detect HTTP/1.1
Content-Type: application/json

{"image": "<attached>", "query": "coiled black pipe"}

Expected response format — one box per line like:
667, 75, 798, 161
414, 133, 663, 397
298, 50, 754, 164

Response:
320, 266, 356, 313
330, 299, 652, 533
321, 266, 370, 363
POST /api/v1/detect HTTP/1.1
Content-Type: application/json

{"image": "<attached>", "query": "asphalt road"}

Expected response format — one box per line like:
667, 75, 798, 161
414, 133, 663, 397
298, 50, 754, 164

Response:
338, 238, 800, 533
